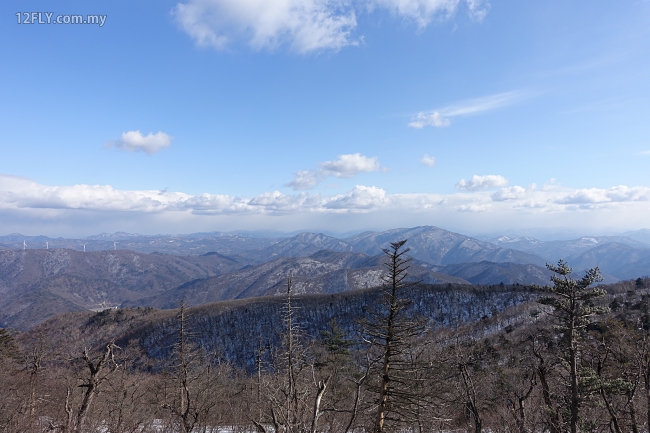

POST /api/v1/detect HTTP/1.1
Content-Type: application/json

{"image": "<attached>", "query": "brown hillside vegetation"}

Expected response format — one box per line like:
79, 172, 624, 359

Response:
2, 269, 649, 432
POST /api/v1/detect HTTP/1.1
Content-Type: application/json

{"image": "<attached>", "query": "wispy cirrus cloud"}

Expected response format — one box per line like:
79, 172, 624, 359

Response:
106, 130, 173, 155
408, 91, 525, 129
373, 0, 489, 26
173, 0, 490, 53
466, 0, 490, 22
173, 0, 358, 53
286, 153, 383, 190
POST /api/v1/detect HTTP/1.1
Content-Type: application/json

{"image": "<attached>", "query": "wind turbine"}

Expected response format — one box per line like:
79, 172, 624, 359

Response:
23, 240, 26, 250
46, 241, 49, 250
82, 243, 87, 252
113, 241, 119, 250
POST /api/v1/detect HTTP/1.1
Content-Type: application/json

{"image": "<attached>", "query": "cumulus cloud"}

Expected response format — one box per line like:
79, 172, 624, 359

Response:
456, 174, 508, 191
173, 0, 489, 53
491, 185, 526, 201
325, 185, 388, 210
420, 154, 436, 167
409, 91, 523, 128
286, 153, 383, 190
320, 153, 381, 177
285, 170, 320, 190
106, 131, 172, 155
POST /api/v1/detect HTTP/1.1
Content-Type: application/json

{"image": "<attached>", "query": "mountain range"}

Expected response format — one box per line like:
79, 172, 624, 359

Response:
1, 225, 648, 330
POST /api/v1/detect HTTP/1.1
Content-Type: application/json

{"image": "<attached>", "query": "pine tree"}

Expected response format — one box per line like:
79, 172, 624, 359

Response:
537, 260, 607, 433
360, 239, 427, 433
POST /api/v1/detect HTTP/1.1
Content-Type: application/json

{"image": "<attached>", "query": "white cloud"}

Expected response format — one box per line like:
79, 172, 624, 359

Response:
2, 173, 650, 236
409, 91, 524, 128
173, 0, 358, 53
491, 185, 526, 201
640, 150, 650, 156
420, 154, 436, 167
320, 153, 381, 177
106, 131, 172, 155
556, 186, 650, 205
286, 153, 383, 190
466, 0, 490, 22
325, 185, 388, 210
409, 112, 450, 129
285, 170, 320, 190
370, 0, 460, 28
173, 0, 489, 53
456, 174, 508, 191
456, 203, 491, 212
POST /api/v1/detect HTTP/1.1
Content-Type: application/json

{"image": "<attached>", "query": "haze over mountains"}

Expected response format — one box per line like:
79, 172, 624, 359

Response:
1, 225, 649, 330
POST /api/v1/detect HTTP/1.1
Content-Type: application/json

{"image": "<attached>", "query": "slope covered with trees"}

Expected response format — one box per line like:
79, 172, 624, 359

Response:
2, 254, 649, 432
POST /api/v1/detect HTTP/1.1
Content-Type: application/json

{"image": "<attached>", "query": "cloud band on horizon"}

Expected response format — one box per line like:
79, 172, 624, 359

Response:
1, 173, 649, 223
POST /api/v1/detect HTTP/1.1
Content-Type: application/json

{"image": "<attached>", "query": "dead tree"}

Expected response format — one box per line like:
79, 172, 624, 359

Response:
161, 300, 215, 433
263, 275, 335, 433
50, 342, 120, 433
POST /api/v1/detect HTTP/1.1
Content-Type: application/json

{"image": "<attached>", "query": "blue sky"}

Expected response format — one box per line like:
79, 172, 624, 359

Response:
1, 0, 649, 238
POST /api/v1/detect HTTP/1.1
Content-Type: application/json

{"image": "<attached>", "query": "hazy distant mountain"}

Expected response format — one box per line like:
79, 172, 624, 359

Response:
251, 232, 356, 260
125, 250, 470, 309
614, 256, 650, 280
0, 227, 547, 267
622, 229, 650, 246
0, 232, 281, 256
566, 243, 650, 280
492, 235, 650, 262
344, 226, 547, 266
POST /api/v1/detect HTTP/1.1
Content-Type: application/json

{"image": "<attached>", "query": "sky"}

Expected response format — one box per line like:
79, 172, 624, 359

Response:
1, 0, 649, 238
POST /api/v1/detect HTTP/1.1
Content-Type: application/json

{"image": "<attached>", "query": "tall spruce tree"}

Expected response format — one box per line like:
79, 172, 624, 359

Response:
537, 260, 607, 433
360, 239, 427, 433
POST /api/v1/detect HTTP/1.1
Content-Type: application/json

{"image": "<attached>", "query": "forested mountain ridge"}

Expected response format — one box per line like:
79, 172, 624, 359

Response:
0, 248, 251, 329
19, 282, 539, 370
122, 251, 472, 309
